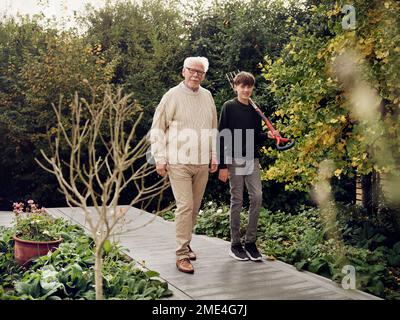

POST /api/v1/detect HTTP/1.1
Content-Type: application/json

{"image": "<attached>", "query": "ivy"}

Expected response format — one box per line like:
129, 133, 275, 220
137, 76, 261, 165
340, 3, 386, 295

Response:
262, 0, 400, 192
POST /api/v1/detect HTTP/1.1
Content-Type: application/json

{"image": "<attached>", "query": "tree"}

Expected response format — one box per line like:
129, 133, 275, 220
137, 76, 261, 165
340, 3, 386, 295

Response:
184, 0, 303, 109
0, 16, 116, 208
261, 0, 400, 200
36, 85, 170, 300
82, 0, 187, 124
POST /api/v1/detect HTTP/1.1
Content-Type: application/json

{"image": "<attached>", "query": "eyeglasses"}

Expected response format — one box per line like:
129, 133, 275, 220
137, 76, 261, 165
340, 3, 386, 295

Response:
185, 67, 206, 76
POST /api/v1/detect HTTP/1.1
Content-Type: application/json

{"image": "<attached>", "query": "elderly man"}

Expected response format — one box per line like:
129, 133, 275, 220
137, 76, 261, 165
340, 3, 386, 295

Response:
150, 56, 218, 274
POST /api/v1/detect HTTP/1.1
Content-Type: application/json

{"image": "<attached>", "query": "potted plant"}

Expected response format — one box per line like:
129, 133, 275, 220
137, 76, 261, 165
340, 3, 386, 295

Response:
12, 200, 63, 266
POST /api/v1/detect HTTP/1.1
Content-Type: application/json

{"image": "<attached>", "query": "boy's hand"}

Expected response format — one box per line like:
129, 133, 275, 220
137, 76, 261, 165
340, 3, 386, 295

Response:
267, 130, 280, 139
218, 169, 229, 183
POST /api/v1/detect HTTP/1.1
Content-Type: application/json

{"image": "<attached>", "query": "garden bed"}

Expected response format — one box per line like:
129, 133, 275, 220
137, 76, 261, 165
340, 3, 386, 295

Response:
163, 201, 400, 300
0, 219, 171, 300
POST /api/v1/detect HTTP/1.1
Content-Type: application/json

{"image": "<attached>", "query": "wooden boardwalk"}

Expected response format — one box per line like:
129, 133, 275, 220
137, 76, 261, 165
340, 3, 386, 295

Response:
0, 212, 14, 227
1, 207, 380, 300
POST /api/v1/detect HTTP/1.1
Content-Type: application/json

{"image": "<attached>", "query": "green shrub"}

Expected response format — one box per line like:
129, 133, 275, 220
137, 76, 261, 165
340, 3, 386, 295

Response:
181, 202, 400, 300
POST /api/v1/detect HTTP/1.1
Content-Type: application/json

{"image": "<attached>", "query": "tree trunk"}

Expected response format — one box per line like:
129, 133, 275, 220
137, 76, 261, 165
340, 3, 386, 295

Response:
94, 245, 104, 300
356, 171, 380, 215
361, 172, 373, 214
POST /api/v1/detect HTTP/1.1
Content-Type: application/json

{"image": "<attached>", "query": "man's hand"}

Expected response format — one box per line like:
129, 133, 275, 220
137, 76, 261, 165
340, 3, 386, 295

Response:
209, 157, 218, 173
156, 163, 168, 177
218, 168, 229, 183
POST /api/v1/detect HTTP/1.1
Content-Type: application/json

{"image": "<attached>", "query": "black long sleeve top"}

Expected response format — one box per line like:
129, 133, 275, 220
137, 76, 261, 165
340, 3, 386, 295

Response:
217, 98, 267, 169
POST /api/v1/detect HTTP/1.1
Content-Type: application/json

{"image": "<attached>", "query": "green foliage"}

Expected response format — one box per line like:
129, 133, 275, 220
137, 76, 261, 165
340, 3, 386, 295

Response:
184, 0, 302, 113
160, 209, 175, 222
83, 0, 187, 139
186, 202, 400, 299
179, 0, 318, 209
3, 0, 398, 213
260, 205, 400, 299
0, 227, 24, 288
0, 219, 171, 300
102, 244, 171, 300
13, 212, 63, 242
387, 242, 400, 267
261, 0, 400, 192
194, 201, 249, 241
11, 201, 65, 242
0, 16, 116, 208
0, 0, 316, 211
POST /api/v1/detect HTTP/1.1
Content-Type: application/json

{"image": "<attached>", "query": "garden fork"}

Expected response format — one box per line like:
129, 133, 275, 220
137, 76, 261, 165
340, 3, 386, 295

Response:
226, 71, 295, 151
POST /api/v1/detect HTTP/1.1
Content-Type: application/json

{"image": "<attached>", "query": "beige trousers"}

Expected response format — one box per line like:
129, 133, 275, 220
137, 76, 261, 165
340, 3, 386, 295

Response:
168, 164, 209, 260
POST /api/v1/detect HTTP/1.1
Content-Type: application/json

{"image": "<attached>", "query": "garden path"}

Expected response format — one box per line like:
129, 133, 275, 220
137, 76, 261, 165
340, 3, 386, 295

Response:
37, 206, 381, 300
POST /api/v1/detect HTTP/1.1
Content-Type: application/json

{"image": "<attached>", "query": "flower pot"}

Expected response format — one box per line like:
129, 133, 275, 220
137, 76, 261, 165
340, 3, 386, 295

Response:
13, 236, 62, 266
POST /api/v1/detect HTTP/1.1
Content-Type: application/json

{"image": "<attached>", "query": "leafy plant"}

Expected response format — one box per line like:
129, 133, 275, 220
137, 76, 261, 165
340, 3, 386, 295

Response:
0, 226, 23, 287
12, 200, 64, 242
187, 202, 400, 299
194, 201, 247, 241
0, 219, 171, 300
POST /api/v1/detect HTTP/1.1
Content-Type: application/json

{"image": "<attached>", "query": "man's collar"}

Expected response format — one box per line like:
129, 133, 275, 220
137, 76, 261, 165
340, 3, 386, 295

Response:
181, 81, 200, 92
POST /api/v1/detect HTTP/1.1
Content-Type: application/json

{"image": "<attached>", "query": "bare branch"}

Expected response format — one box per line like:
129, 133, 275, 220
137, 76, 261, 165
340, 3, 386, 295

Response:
36, 84, 171, 300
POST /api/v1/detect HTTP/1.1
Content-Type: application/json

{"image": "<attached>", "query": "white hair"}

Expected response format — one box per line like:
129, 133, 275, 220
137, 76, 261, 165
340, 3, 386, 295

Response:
183, 56, 209, 73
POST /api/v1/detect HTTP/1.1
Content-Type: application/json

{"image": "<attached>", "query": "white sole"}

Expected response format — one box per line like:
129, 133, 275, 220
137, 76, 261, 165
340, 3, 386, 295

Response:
229, 250, 249, 261
244, 249, 263, 261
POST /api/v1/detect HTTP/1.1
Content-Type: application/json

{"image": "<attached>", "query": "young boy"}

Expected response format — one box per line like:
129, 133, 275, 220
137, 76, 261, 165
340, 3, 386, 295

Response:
218, 71, 273, 261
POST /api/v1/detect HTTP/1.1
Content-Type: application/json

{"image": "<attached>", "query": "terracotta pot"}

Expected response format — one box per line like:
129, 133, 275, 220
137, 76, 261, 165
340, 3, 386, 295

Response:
13, 236, 62, 266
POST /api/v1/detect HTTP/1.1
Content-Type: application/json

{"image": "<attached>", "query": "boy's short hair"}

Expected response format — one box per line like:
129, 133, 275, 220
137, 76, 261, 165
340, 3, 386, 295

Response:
233, 71, 255, 87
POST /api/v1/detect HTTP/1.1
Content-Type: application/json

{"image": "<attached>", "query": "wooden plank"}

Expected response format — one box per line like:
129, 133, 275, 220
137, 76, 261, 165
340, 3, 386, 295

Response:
0, 211, 13, 227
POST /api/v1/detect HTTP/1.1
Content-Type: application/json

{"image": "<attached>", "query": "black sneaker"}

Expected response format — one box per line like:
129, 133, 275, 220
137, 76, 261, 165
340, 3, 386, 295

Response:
244, 243, 263, 261
229, 244, 249, 261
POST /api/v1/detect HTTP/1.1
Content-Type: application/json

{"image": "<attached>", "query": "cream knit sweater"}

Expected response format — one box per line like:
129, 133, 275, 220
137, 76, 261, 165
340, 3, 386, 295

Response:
150, 82, 217, 165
